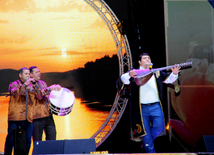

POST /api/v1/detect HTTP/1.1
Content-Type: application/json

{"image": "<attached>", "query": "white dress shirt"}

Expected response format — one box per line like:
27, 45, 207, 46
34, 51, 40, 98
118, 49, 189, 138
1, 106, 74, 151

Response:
121, 67, 178, 104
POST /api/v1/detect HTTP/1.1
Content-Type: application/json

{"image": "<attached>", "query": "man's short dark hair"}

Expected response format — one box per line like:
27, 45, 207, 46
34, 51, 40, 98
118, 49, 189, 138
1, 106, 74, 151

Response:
29, 66, 38, 73
18, 67, 28, 75
138, 53, 150, 61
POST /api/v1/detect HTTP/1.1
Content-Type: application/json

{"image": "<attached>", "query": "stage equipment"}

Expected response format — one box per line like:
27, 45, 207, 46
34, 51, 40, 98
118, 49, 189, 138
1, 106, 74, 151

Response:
64, 139, 96, 154
49, 87, 75, 116
33, 139, 96, 154
134, 62, 192, 86
194, 135, 214, 152
84, 0, 132, 148
33, 140, 64, 154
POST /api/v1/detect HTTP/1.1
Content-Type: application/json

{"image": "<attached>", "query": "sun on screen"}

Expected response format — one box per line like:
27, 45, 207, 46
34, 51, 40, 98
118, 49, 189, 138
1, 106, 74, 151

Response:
62, 48, 67, 58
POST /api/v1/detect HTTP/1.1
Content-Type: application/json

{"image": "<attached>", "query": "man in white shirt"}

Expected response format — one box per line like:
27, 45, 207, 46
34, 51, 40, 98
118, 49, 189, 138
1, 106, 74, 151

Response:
120, 53, 180, 153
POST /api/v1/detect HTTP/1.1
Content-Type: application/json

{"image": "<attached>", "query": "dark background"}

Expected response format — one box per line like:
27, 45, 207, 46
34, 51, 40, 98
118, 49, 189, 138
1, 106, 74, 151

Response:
104, 0, 167, 68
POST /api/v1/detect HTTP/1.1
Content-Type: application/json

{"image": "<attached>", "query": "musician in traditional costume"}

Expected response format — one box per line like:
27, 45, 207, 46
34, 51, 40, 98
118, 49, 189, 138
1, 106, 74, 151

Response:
4, 67, 43, 155
117, 53, 181, 153
29, 66, 61, 142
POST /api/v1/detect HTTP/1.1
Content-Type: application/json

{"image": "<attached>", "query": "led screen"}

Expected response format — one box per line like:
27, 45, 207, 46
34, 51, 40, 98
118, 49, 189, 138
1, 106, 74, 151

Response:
165, 0, 214, 148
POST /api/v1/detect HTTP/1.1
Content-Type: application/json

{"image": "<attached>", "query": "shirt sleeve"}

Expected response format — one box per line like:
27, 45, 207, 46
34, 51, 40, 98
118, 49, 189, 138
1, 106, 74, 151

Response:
9, 82, 26, 98
164, 72, 178, 84
121, 72, 131, 84
38, 81, 51, 96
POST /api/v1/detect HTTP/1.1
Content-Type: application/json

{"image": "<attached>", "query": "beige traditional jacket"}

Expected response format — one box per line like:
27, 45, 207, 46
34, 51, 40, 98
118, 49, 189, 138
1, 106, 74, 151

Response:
8, 79, 41, 123
33, 80, 51, 120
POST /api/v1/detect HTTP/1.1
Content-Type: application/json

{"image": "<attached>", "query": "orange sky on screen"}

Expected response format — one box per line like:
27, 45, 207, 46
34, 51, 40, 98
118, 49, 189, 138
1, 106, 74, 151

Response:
0, 0, 117, 73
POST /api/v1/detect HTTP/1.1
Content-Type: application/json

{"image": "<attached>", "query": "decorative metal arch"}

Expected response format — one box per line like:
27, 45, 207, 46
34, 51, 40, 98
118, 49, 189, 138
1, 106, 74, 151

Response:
83, 0, 132, 148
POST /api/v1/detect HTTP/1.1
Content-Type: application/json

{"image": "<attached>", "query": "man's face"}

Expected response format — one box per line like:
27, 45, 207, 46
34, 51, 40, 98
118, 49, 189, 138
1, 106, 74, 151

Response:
30, 68, 41, 81
19, 69, 30, 82
138, 55, 151, 69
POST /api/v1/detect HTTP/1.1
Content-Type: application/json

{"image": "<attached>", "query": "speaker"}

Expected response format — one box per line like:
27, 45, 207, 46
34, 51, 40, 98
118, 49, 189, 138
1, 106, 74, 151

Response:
33, 140, 64, 154
194, 135, 214, 152
32, 139, 96, 154
64, 139, 96, 154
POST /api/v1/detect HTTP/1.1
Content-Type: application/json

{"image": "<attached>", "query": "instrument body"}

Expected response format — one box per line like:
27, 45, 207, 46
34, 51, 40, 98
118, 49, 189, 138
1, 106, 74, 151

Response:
48, 87, 75, 116
134, 62, 192, 86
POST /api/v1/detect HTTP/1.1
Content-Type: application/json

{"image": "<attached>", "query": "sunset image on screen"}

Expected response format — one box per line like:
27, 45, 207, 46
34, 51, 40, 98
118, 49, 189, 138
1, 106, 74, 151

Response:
0, 0, 117, 72
0, 0, 118, 154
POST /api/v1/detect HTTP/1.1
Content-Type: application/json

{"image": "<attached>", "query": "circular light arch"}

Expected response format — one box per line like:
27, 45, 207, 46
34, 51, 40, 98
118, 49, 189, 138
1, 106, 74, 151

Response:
84, 0, 132, 148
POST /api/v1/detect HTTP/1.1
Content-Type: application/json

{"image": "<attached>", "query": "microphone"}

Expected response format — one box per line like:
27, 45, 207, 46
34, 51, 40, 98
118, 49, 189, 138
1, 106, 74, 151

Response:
149, 63, 153, 69
31, 80, 36, 85
27, 77, 36, 84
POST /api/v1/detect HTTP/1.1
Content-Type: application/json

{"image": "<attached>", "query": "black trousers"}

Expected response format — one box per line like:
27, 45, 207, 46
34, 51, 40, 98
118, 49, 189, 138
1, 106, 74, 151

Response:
33, 115, 56, 142
4, 120, 33, 155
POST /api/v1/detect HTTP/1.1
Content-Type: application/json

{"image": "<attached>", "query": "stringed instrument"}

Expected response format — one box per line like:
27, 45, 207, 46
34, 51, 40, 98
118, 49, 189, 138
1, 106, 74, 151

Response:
134, 61, 192, 86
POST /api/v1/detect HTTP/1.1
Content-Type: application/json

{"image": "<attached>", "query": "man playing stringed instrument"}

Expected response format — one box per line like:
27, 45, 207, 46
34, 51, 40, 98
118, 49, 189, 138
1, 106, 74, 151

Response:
119, 53, 181, 153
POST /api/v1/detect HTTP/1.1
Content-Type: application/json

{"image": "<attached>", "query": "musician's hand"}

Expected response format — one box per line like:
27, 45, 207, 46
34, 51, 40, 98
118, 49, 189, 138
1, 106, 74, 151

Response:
171, 64, 181, 75
129, 69, 137, 78
49, 84, 61, 91
24, 78, 35, 86
54, 84, 61, 91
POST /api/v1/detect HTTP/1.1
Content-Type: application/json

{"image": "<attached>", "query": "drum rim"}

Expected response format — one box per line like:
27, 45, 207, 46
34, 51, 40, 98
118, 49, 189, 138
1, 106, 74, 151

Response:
49, 87, 75, 116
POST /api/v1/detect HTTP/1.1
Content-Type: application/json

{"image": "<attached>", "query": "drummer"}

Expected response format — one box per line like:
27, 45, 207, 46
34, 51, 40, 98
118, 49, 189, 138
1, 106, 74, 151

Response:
29, 66, 61, 142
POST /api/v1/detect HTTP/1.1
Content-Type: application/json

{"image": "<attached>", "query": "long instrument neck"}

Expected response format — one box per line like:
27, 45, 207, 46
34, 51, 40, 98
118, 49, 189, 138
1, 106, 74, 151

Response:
152, 65, 175, 72
134, 61, 192, 86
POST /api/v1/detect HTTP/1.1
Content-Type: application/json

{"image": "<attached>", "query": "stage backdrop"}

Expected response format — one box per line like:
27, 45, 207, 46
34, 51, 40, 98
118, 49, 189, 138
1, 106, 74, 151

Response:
164, 0, 214, 148
0, 0, 119, 154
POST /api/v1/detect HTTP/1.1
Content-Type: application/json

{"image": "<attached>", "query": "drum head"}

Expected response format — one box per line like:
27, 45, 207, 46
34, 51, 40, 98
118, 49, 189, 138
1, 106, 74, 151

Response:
49, 87, 75, 116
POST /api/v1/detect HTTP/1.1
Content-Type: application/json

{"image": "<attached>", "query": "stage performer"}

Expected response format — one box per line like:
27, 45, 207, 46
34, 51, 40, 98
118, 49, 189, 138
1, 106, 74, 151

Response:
29, 66, 61, 142
4, 67, 43, 155
117, 53, 181, 153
